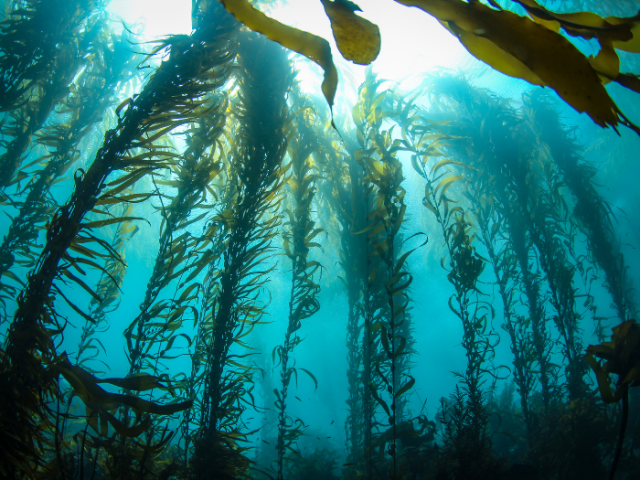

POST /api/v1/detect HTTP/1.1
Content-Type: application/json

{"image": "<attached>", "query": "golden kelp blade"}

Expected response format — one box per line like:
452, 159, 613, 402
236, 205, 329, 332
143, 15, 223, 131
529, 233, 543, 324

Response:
217, 0, 338, 110
321, 0, 381, 65
394, 0, 632, 132
511, 0, 640, 87
513, 0, 639, 52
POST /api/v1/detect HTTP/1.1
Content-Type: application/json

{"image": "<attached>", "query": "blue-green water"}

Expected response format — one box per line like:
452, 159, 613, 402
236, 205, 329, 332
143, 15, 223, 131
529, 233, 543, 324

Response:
1, 1, 640, 479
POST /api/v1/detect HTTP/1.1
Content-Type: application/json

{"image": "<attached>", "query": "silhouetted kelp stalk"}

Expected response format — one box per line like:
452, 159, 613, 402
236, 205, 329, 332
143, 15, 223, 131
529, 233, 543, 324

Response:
0, 23, 139, 320
351, 70, 420, 479
472, 89, 590, 401
523, 154, 588, 400
465, 175, 537, 445
0, 0, 105, 189
312, 76, 402, 478
439, 76, 615, 479
345, 75, 389, 479
0, 2, 251, 474
412, 145, 498, 475
45, 209, 139, 479
411, 75, 558, 416
177, 96, 237, 469
273, 83, 322, 480
314, 118, 369, 469
402, 78, 538, 434
524, 90, 637, 325
444, 78, 587, 401
177, 5, 241, 456
405, 74, 623, 477
0, 0, 101, 113
401, 75, 543, 456
189, 30, 292, 479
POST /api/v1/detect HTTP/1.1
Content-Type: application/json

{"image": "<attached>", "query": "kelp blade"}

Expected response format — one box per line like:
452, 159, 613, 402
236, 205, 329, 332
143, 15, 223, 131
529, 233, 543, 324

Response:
217, 0, 338, 110
394, 0, 631, 131
321, 0, 381, 65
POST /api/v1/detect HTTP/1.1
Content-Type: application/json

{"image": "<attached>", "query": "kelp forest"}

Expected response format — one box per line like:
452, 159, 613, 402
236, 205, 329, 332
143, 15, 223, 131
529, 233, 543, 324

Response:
2, 0, 640, 479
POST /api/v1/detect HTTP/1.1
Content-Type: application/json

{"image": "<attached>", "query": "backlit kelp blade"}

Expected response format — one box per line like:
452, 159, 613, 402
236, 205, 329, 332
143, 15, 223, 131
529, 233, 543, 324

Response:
217, 0, 640, 136
216, 0, 338, 117
512, 0, 640, 80
393, 0, 640, 135
320, 0, 381, 65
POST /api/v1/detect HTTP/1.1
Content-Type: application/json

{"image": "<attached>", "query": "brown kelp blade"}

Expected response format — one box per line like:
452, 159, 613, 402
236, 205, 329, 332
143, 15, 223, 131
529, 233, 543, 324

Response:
511, 0, 640, 94
394, 0, 640, 135
321, 0, 381, 65
53, 353, 192, 419
217, 0, 338, 113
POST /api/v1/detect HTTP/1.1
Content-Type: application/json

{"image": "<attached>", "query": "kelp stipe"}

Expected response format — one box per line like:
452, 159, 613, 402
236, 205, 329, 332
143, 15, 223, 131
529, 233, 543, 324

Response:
407, 74, 557, 423
0, 22, 140, 321
346, 72, 390, 480
0, 0, 245, 473
348, 69, 420, 479
524, 90, 637, 326
314, 116, 368, 471
409, 137, 502, 477
490, 95, 588, 403
313, 75, 389, 477
0, 0, 104, 188
405, 74, 620, 478
444, 79, 588, 402
0, 0, 101, 113
473, 184, 537, 446
274, 83, 322, 480
178, 93, 236, 472
190, 28, 293, 480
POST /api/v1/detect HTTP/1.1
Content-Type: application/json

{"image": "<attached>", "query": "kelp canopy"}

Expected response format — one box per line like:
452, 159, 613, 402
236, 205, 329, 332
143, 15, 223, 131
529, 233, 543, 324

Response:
0, 0, 639, 480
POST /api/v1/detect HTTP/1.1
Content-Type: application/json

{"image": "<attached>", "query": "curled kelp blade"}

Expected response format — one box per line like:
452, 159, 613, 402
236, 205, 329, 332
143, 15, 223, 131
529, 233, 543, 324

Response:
512, 0, 639, 51
394, 0, 640, 135
512, 0, 640, 89
52, 353, 192, 418
217, 0, 338, 112
321, 0, 381, 65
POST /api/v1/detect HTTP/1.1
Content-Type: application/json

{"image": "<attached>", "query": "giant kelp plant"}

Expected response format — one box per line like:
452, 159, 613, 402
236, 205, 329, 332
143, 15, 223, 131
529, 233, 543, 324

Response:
1, 0, 640, 480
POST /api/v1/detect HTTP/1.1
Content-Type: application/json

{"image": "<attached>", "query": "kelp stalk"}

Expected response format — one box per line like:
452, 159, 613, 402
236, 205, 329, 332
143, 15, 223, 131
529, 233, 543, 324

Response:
275, 84, 322, 479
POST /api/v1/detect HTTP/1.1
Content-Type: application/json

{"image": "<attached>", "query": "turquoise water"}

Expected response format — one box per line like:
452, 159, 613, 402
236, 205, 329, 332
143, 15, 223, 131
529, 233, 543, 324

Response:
1, 1, 640, 479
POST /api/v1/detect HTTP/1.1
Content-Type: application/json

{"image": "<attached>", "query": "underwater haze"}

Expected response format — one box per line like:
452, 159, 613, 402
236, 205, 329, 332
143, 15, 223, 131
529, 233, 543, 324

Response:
1, 1, 640, 479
